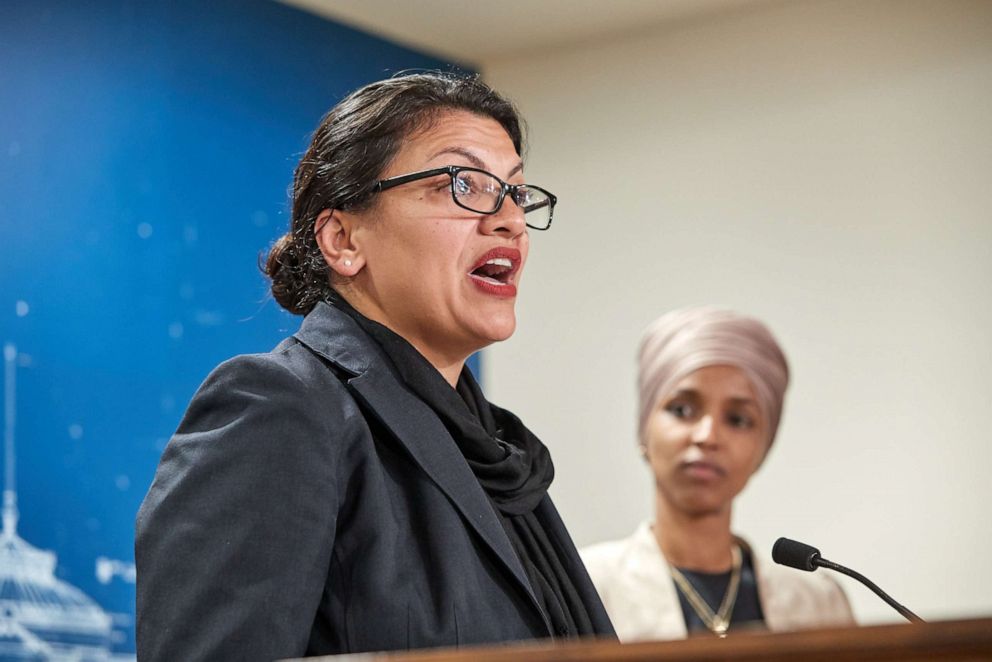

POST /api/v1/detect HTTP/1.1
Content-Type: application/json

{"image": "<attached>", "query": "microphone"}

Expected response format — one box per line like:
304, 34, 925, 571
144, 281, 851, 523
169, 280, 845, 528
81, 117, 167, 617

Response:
772, 537, 924, 624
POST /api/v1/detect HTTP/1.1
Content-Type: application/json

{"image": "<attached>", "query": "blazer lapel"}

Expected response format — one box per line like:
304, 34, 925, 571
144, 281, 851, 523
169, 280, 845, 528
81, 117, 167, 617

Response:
348, 366, 549, 628
294, 303, 550, 632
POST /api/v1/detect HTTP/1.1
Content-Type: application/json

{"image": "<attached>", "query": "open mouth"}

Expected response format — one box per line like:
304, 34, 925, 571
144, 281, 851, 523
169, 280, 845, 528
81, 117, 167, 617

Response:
468, 248, 521, 295
470, 256, 514, 285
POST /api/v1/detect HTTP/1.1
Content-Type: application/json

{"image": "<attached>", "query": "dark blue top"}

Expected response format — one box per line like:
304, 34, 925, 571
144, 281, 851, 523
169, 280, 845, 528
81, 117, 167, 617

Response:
673, 546, 765, 636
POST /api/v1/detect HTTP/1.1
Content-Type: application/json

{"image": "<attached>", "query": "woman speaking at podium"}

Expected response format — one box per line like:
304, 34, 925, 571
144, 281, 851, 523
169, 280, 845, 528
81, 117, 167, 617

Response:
135, 72, 614, 660
581, 306, 853, 641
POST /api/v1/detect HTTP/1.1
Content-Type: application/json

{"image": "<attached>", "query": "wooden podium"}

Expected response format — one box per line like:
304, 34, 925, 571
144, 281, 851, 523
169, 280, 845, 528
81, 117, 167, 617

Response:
301, 618, 992, 662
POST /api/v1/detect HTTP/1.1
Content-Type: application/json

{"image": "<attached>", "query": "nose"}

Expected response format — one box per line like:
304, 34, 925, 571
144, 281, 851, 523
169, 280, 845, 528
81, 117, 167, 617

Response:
480, 193, 527, 238
691, 415, 717, 446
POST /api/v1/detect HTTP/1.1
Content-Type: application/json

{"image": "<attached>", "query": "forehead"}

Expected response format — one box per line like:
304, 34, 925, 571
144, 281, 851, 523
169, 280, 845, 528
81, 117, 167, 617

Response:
385, 110, 521, 176
672, 365, 758, 401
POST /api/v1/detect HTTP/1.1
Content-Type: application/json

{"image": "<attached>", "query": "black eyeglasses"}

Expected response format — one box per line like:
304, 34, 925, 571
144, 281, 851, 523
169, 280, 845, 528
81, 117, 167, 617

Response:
373, 165, 556, 230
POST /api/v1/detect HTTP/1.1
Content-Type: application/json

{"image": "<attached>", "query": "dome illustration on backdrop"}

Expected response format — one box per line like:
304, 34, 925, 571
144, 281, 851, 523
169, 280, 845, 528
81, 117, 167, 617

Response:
1, 343, 114, 661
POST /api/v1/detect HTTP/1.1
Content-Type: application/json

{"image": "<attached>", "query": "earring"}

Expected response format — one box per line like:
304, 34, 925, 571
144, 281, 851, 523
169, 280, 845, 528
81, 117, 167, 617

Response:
344, 259, 353, 267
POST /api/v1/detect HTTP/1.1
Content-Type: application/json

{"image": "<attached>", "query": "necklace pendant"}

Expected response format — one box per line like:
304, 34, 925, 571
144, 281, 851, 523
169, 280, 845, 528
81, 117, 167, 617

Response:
713, 622, 728, 638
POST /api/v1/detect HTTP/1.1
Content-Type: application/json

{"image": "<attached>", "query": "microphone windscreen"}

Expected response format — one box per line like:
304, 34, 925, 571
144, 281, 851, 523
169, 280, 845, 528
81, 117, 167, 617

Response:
772, 537, 821, 571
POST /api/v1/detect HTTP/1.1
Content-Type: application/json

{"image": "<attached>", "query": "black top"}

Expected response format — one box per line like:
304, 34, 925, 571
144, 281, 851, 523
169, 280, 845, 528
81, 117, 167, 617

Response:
673, 547, 766, 636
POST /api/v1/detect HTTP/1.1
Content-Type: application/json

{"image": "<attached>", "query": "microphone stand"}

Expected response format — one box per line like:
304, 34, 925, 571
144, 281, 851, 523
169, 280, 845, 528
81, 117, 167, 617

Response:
816, 556, 925, 624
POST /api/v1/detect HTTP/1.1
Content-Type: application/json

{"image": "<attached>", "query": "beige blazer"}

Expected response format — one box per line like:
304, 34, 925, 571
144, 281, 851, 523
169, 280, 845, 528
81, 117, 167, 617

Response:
580, 522, 855, 642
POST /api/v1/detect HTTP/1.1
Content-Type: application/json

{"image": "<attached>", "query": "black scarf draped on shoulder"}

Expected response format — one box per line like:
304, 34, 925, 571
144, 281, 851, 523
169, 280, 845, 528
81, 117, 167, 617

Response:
332, 296, 595, 638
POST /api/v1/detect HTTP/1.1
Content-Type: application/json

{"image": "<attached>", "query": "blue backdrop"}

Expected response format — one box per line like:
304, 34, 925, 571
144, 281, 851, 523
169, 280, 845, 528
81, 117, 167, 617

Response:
1, 1, 463, 656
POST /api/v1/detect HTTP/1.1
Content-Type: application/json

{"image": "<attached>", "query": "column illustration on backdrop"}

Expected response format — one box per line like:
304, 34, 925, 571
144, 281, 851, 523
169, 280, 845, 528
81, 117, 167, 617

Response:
0, 343, 130, 661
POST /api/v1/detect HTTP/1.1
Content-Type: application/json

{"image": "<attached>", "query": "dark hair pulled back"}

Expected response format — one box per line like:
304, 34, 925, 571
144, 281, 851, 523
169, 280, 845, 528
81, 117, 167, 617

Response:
264, 71, 525, 315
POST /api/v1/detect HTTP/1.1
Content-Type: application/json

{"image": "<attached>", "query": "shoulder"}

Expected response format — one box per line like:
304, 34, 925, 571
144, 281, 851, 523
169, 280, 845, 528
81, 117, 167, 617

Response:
181, 339, 355, 431
580, 535, 641, 579
579, 523, 666, 600
755, 552, 856, 629
157, 339, 369, 493
139, 339, 369, 537
200, 338, 341, 398
580, 524, 687, 642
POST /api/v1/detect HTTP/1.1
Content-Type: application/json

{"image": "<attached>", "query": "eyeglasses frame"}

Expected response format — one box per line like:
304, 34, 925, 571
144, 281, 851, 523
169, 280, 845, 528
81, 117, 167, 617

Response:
372, 165, 556, 231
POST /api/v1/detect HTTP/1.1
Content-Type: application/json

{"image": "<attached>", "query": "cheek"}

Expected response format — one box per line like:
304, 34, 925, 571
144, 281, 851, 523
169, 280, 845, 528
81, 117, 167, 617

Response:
378, 222, 462, 280
731, 434, 768, 477
750, 440, 772, 472
643, 414, 682, 458
427, 225, 474, 273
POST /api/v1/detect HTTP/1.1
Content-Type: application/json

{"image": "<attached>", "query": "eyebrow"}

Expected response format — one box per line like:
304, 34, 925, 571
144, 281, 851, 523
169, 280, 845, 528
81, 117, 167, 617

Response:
669, 389, 757, 407
726, 397, 759, 408
429, 147, 524, 179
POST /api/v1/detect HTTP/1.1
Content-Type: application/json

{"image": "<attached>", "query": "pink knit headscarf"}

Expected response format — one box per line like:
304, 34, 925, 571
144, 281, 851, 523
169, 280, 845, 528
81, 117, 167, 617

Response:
637, 306, 790, 454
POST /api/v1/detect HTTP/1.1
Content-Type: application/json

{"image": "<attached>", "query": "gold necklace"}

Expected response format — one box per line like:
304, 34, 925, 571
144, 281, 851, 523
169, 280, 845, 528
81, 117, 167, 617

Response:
669, 544, 742, 638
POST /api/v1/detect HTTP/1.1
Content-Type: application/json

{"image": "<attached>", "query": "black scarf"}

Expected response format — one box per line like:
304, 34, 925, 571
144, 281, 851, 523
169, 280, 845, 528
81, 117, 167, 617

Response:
332, 297, 595, 638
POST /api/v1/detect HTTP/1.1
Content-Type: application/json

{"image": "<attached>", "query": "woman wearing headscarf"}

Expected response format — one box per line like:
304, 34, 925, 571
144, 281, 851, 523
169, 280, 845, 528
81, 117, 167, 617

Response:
135, 72, 614, 661
581, 306, 853, 641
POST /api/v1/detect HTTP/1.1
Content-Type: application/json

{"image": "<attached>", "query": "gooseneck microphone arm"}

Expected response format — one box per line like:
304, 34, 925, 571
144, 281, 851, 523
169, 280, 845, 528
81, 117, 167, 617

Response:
815, 556, 924, 624
772, 537, 925, 624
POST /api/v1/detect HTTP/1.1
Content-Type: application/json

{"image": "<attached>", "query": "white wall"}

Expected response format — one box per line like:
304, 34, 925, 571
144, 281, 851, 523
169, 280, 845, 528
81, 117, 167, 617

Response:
483, 0, 992, 624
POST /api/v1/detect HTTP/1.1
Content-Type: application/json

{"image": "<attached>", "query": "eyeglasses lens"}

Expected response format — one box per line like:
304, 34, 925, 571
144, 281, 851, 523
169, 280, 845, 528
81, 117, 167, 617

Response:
514, 187, 552, 230
452, 171, 500, 213
452, 171, 553, 229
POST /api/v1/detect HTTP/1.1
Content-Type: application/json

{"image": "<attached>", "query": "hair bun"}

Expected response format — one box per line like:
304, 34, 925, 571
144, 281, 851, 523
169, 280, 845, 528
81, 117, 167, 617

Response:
264, 232, 311, 315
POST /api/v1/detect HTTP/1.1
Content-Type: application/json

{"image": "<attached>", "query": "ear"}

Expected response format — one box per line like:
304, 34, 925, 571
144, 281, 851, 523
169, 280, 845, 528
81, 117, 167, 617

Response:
314, 208, 365, 278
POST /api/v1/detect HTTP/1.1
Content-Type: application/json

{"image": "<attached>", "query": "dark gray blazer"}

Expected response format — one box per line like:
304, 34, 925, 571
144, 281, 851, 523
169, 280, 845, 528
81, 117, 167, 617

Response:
135, 302, 614, 661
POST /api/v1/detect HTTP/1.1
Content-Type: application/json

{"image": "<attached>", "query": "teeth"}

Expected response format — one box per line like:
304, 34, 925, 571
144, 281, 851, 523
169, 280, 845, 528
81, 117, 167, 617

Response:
485, 257, 512, 268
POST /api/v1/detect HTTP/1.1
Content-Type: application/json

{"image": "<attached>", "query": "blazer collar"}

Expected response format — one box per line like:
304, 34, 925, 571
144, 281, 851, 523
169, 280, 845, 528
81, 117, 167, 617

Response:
293, 302, 550, 633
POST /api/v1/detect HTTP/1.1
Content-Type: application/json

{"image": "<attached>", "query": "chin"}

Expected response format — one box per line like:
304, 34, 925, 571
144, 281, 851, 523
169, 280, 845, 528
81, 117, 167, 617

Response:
488, 315, 517, 343
469, 307, 517, 344
671, 492, 732, 518
684, 500, 733, 518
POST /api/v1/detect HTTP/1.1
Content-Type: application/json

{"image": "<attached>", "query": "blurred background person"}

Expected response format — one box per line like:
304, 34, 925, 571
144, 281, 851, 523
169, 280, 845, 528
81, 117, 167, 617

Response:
136, 72, 613, 661
582, 306, 854, 640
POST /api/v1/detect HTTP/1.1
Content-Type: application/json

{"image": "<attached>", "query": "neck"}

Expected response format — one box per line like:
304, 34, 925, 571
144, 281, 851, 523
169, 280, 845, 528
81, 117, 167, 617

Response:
653, 493, 735, 572
337, 291, 468, 387
419, 351, 466, 387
